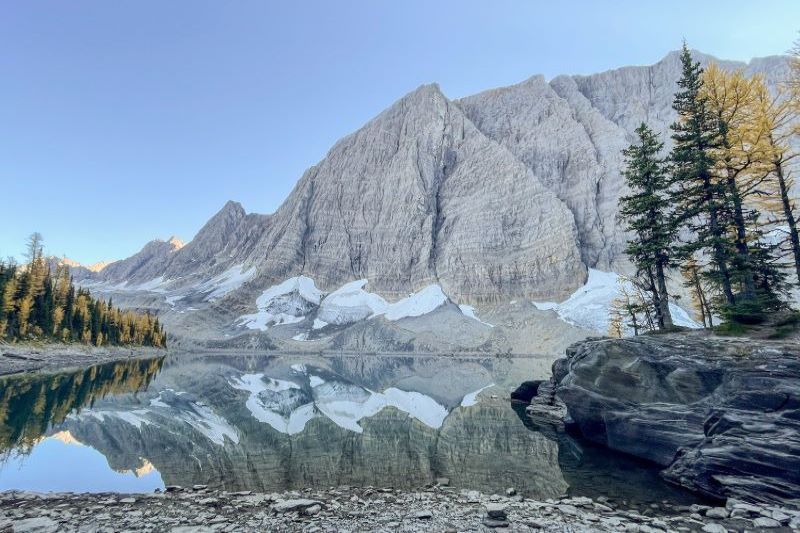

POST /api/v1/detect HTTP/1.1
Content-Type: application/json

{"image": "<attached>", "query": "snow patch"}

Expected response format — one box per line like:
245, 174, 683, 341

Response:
317, 280, 388, 325
533, 269, 701, 334
236, 276, 322, 331
231, 372, 448, 435
460, 384, 494, 407
196, 265, 255, 302
147, 391, 239, 445
383, 285, 448, 321
312, 318, 328, 330
458, 304, 493, 327
230, 373, 316, 434
314, 382, 448, 433
136, 277, 170, 292
73, 409, 152, 430
164, 294, 183, 307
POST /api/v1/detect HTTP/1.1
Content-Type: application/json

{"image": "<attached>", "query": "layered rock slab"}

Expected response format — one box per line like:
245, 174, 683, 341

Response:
552, 334, 800, 506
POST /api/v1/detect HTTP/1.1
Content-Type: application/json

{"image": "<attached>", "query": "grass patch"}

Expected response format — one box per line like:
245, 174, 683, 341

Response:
713, 322, 752, 336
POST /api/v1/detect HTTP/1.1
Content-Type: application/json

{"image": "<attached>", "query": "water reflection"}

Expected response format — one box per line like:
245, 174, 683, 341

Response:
0, 357, 164, 451
0, 353, 701, 506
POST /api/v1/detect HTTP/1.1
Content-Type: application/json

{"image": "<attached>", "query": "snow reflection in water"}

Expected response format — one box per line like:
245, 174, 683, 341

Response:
0, 353, 703, 507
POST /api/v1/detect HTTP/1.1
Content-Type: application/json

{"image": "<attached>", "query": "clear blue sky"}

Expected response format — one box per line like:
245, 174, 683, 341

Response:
2, 1, 798, 264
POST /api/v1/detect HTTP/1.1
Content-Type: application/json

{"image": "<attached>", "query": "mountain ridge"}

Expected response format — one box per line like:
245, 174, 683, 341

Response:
74, 49, 795, 350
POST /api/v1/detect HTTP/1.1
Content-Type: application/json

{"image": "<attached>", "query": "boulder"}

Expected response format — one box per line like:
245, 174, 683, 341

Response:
551, 334, 800, 506
510, 380, 544, 403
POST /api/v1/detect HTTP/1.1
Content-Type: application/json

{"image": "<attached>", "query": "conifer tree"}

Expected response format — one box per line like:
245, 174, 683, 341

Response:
669, 44, 737, 309
619, 123, 675, 329
0, 235, 168, 348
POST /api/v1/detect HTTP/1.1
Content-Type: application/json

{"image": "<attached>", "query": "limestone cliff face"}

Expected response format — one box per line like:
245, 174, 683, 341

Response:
457, 50, 791, 270
83, 50, 793, 306
239, 84, 584, 302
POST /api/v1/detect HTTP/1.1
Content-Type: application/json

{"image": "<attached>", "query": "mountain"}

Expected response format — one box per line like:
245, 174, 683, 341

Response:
75, 50, 795, 352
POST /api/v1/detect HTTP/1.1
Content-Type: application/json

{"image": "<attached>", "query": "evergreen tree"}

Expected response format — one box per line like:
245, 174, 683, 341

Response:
619, 123, 675, 329
0, 235, 168, 348
669, 44, 737, 309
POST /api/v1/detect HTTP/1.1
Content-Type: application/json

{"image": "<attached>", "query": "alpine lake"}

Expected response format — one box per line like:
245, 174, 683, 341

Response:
0, 352, 705, 509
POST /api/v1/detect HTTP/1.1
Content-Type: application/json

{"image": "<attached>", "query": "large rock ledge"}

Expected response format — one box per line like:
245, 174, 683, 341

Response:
3, 486, 798, 532
551, 334, 800, 507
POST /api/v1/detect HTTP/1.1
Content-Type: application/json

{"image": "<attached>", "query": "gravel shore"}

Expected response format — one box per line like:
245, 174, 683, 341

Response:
0, 343, 165, 375
2, 485, 798, 532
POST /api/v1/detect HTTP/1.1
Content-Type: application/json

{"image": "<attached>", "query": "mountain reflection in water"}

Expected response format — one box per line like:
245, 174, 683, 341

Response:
0, 353, 700, 506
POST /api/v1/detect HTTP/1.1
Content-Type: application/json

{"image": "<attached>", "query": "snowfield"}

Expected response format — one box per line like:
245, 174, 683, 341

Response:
236, 276, 492, 332
237, 276, 323, 331
534, 269, 701, 335
317, 280, 389, 324
194, 264, 256, 302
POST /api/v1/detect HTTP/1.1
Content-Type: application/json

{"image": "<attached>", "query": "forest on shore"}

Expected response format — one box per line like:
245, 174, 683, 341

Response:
0, 234, 167, 348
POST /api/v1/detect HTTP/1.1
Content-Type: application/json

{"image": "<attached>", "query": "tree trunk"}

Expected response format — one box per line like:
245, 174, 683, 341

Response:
655, 260, 674, 329
646, 268, 665, 329
725, 167, 755, 299
775, 157, 800, 283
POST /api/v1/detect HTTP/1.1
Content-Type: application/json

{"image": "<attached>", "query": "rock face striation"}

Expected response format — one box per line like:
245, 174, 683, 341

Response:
551, 334, 800, 506
74, 50, 795, 343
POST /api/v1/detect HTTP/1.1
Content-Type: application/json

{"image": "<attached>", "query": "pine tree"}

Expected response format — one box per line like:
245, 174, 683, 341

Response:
669, 44, 737, 310
619, 124, 675, 329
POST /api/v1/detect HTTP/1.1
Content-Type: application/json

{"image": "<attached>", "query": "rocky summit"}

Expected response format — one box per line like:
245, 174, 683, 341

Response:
67, 51, 795, 349
551, 333, 800, 507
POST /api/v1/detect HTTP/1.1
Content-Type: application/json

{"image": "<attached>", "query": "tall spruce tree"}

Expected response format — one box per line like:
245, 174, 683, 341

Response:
669, 44, 737, 309
619, 123, 675, 329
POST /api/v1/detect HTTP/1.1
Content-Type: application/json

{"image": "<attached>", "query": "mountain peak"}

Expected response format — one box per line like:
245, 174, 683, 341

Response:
167, 236, 185, 249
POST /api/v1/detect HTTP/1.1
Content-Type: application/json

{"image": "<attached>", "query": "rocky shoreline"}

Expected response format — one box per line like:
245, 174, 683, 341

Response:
547, 334, 800, 508
0, 343, 166, 376
2, 485, 798, 532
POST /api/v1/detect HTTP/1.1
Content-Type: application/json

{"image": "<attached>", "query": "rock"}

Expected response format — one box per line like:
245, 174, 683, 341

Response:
482, 517, 510, 528
510, 381, 543, 403
752, 517, 782, 528
119, 497, 136, 504
413, 510, 432, 519
556, 504, 579, 516
10, 517, 60, 533
701, 524, 727, 533
272, 499, 323, 513
485, 503, 508, 520
505, 487, 516, 497
166, 485, 184, 493
435, 477, 450, 487
303, 504, 321, 516
553, 334, 800, 506
705, 507, 728, 519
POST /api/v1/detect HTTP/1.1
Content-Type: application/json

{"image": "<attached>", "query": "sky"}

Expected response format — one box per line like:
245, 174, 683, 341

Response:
2, 1, 799, 264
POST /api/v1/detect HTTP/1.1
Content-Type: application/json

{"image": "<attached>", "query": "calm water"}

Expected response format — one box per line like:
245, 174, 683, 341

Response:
0, 353, 701, 507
